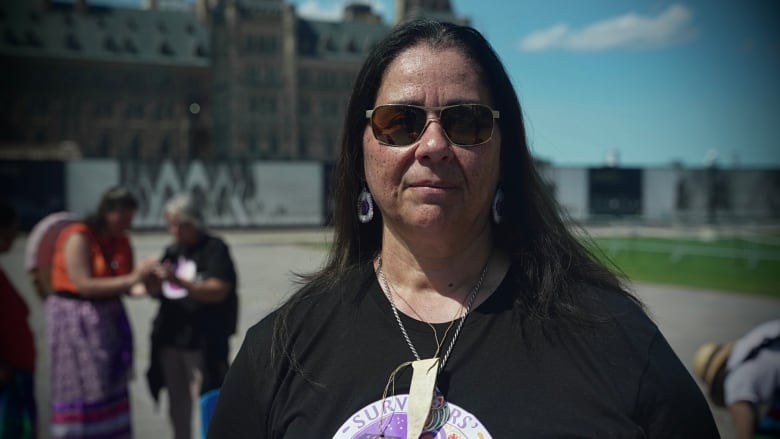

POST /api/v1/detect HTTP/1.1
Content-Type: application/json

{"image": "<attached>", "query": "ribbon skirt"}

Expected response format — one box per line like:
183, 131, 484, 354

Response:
45, 295, 133, 439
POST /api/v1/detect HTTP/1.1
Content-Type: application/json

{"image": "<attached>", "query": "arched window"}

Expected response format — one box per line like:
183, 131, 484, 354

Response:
65, 33, 81, 50
160, 134, 172, 158
97, 132, 111, 157
128, 133, 141, 159
124, 38, 138, 54
26, 30, 42, 47
195, 43, 208, 57
159, 41, 174, 56
104, 36, 119, 52
324, 36, 337, 51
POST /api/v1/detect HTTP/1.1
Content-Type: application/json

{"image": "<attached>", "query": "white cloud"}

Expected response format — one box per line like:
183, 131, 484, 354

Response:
297, 0, 344, 21
519, 23, 569, 52
296, 0, 386, 21
518, 4, 695, 52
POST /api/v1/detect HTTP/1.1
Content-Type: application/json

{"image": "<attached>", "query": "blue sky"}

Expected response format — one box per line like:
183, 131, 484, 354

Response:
100, 0, 780, 167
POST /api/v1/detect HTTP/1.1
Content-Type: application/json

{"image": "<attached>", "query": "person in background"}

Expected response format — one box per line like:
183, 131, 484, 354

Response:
0, 200, 37, 438
208, 19, 718, 438
145, 194, 238, 439
24, 211, 78, 299
694, 319, 780, 439
47, 186, 157, 439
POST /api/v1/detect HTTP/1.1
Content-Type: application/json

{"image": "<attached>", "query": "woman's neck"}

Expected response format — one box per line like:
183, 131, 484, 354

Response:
94, 227, 120, 240
377, 224, 507, 323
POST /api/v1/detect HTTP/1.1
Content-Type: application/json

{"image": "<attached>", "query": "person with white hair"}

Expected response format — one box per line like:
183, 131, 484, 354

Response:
145, 193, 239, 439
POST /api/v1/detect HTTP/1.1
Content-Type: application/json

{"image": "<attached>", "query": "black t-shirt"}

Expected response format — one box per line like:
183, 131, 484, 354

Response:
154, 234, 238, 349
209, 264, 719, 438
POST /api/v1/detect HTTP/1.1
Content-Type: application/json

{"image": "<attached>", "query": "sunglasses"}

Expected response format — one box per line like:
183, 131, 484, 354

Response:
365, 104, 500, 147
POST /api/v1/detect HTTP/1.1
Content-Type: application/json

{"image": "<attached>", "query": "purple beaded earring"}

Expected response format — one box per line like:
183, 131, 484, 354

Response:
357, 186, 374, 223
492, 187, 503, 224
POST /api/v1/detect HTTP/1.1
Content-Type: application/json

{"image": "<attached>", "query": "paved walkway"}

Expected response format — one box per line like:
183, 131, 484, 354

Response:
2, 228, 778, 438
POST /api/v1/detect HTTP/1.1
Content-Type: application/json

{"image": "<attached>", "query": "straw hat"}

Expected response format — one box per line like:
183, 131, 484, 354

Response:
693, 341, 735, 388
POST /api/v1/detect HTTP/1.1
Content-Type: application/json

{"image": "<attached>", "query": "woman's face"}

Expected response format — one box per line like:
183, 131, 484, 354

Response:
164, 212, 201, 247
104, 207, 136, 235
362, 44, 501, 237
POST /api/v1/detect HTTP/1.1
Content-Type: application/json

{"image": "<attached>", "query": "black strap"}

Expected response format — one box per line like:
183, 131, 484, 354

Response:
741, 335, 780, 364
710, 334, 780, 407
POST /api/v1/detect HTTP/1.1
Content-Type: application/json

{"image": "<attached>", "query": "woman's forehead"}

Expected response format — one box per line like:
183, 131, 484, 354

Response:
376, 45, 489, 104
382, 45, 479, 82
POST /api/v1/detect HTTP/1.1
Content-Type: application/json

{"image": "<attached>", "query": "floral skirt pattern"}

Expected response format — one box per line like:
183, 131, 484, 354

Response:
46, 295, 133, 439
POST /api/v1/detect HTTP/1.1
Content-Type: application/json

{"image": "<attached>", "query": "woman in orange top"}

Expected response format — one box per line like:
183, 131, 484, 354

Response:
46, 187, 157, 439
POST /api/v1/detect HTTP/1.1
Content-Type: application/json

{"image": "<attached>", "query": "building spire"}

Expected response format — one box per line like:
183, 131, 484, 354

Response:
394, 0, 466, 25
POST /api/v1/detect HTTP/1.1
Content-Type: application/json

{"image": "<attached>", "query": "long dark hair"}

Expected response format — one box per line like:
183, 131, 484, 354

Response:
84, 186, 139, 233
274, 20, 634, 362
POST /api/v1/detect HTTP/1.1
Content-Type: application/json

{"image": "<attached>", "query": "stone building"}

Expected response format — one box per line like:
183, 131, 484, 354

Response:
0, 0, 463, 162
0, 0, 213, 160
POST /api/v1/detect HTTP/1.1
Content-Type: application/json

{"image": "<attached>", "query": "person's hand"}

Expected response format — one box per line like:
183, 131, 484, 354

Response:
128, 282, 148, 297
133, 257, 159, 283
127, 257, 162, 297
152, 261, 179, 284
144, 271, 163, 296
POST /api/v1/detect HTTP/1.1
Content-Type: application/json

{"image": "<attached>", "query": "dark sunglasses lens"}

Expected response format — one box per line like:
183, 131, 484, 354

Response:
441, 105, 494, 146
371, 106, 426, 146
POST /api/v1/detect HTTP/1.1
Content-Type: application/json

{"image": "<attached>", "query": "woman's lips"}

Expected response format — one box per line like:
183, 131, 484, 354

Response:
407, 179, 456, 189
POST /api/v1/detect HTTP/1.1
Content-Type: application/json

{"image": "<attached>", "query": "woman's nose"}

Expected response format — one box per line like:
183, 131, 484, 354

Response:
414, 119, 454, 162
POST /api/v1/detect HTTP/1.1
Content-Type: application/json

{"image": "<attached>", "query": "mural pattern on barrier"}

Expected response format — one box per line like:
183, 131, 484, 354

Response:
121, 160, 324, 228
5, 159, 776, 230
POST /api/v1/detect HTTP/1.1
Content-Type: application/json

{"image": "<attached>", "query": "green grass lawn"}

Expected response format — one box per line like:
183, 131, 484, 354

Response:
305, 234, 780, 297
586, 236, 780, 297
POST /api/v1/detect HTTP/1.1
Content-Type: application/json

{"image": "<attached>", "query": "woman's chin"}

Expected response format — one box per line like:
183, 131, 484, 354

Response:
402, 211, 464, 232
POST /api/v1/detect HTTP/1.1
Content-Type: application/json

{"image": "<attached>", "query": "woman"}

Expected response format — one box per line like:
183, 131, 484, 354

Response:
47, 187, 156, 439
146, 194, 238, 439
209, 20, 719, 438
0, 200, 37, 438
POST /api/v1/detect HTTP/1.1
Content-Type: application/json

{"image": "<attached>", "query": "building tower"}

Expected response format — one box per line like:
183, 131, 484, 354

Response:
395, 0, 466, 25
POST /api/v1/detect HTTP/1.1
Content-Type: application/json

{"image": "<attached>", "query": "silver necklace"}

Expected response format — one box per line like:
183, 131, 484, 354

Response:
376, 256, 488, 432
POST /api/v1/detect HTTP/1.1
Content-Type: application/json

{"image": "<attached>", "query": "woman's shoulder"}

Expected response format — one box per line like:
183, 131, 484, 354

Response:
571, 284, 660, 351
199, 233, 235, 258
54, 222, 90, 250
61, 221, 88, 238
574, 282, 649, 317
204, 233, 229, 247
243, 310, 279, 353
